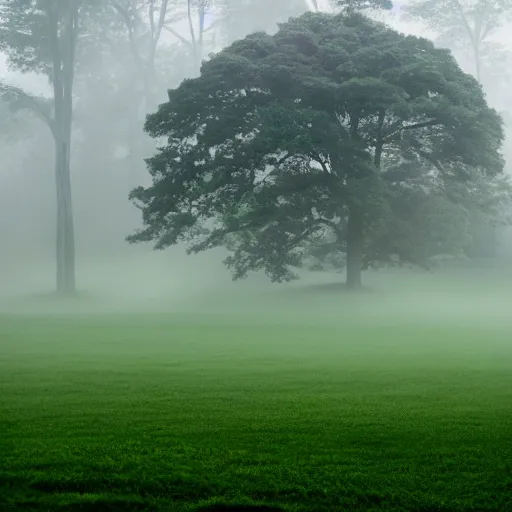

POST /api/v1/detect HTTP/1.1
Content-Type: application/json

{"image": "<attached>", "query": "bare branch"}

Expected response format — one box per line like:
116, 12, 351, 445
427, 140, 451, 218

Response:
187, 0, 197, 62
154, 0, 169, 46
203, 19, 221, 33
148, 0, 156, 40
110, 0, 145, 70
162, 24, 192, 46
450, 0, 477, 46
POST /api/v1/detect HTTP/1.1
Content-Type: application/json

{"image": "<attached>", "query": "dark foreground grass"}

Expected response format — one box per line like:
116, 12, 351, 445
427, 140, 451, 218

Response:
1, 313, 512, 511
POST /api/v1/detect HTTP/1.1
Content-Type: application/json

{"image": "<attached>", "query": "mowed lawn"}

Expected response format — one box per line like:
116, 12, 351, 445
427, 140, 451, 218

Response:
1, 313, 512, 511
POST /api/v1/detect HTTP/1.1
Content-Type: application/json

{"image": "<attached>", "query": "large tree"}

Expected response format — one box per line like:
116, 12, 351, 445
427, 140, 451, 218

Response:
0, 0, 103, 295
128, 12, 504, 289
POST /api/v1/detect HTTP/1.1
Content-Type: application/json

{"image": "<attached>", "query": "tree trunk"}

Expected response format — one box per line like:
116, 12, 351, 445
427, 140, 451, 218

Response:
346, 205, 364, 290
55, 140, 75, 295
51, 1, 77, 296
469, 209, 496, 258
473, 37, 481, 83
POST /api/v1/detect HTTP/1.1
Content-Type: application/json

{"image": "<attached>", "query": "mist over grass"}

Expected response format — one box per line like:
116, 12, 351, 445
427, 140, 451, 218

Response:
3, 254, 512, 510
2, 250, 512, 328
2, 264, 512, 511
2, 1, 512, 509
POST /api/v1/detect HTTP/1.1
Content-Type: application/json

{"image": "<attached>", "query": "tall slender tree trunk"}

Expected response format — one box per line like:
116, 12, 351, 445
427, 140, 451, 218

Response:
473, 39, 481, 83
187, 0, 206, 75
346, 205, 364, 290
51, 0, 77, 295
55, 139, 75, 295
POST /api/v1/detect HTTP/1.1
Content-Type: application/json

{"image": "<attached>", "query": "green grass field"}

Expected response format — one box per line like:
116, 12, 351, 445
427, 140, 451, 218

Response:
2, 289, 512, 512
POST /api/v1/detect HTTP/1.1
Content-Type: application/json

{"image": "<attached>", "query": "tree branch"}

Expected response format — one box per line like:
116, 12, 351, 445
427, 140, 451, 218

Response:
154, 0, 169, 46
110, 0, 146, 71
283, 226, 315, 252
415, 147, 445, 174
374, 108, 385, 169
187, 0, 197, 64
162, 24, 192, 46
148, 0, 156, 41
450, 0, 476, 47
0, 83, 56, 139
309, 151, 330, 174
481, 21, 495, 40
382, 118, 439, 143
203, 19, 221, 33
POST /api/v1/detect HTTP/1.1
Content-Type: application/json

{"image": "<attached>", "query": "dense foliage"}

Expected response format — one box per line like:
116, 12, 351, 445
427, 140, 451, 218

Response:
128, 11, 506, 288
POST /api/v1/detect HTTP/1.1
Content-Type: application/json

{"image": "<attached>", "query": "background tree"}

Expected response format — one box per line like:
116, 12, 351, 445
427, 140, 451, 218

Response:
67, 22, 191, 257
97, 0, 316, 182
0, 0, 104, 295
128, 12, 505, 289
217, 0, 310, 46
403, 0, 512, 258
95, 0, 177, 183
166, 0, 216, 73
403, 0, 512, 84
308, 0, 393, 14
107, 1, 174, 106
0, 94, 56, 279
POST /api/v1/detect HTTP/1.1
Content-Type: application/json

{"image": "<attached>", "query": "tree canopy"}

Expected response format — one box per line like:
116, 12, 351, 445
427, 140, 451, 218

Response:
130, 12, 505, 288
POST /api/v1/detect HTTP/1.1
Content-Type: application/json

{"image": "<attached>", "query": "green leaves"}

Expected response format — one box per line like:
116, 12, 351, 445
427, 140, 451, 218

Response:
0, 0, 53, 76
0, 0, 113, 79
130, 11, 505, 282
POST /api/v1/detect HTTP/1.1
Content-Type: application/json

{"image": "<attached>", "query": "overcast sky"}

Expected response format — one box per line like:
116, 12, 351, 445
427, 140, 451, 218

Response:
0, 1, 510, 96
0, 0, 429, 97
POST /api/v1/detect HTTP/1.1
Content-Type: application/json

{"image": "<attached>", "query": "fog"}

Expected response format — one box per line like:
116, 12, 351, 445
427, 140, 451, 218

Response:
1, 0, 512, 325
3, 6, 512, 509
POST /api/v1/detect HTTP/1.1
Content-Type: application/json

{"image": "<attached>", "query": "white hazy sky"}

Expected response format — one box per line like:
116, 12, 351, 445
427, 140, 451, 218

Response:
0, 0, 511, 96
0, 0, 426, 97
